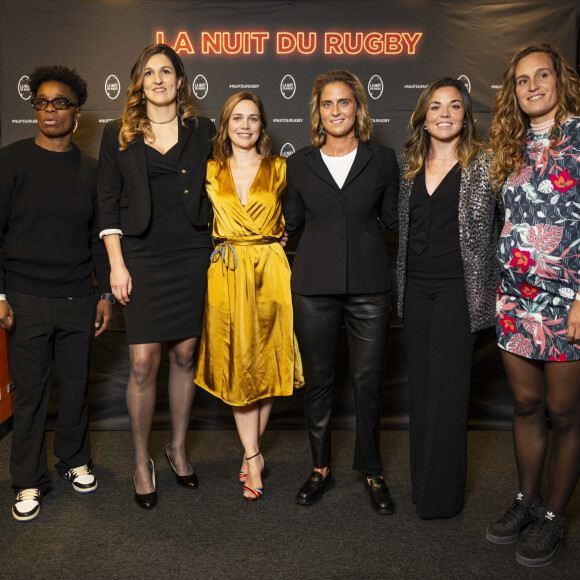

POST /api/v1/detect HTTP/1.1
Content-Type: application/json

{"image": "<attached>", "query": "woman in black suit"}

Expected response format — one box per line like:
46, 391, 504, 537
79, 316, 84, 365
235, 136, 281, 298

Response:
98, 44, 215, 508
285, 70, 399, 514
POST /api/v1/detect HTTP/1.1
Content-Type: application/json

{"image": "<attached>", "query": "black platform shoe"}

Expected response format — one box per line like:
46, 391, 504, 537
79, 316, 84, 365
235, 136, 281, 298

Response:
134, 459, 158, 509
165, 443, 198, 488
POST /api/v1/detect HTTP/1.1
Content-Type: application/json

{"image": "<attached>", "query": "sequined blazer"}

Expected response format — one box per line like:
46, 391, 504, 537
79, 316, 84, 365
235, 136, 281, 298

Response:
396, 153, 502, 333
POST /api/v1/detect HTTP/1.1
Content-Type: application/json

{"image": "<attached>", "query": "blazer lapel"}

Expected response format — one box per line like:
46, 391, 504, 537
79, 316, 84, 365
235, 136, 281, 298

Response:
179, 117, 202, 165
127, 137, 149, 184
342, 143, 372, 190
305, 147, 340, 191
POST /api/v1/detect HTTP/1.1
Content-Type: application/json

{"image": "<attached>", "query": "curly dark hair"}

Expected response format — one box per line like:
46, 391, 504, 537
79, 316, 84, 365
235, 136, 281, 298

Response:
29, 65, 88, 106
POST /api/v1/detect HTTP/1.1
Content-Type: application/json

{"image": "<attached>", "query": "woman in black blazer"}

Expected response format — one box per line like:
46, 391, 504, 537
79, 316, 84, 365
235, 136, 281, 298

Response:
98, 44, 215, 509
285, 70, 399, 514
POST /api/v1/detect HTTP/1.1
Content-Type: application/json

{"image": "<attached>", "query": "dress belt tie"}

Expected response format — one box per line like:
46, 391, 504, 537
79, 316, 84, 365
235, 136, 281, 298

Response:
210, 237, 279, 271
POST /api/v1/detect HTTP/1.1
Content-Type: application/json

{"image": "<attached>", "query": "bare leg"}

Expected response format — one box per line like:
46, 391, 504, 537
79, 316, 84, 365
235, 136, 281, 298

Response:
233, 399, 271, 497
127, 343, 162, 494
501, 351, 547, 499
165, 337, 197, 476
544, 360, 580, 515
240, 398, 273, 477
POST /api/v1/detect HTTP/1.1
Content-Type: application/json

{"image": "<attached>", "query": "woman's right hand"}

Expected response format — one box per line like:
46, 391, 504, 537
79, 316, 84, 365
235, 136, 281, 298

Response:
110, 264, 132, 306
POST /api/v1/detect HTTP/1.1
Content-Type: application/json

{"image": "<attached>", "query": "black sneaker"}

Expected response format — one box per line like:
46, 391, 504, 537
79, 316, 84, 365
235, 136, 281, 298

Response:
12, 488, 42, 522
516, 508, 565, 567
62, 465, 98, 493
486, 491, 541, 544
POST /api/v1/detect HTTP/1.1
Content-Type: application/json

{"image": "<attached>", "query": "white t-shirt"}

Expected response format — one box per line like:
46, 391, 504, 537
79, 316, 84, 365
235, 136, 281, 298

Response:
320, 148, 357, 189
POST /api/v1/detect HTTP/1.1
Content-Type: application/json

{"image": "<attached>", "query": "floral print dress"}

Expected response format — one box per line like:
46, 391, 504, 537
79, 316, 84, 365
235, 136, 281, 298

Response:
496, 117, 580, 361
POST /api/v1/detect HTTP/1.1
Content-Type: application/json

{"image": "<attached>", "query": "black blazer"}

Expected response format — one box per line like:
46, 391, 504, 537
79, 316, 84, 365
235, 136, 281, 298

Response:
97, 116, 216, 235
284, 141, 399, 295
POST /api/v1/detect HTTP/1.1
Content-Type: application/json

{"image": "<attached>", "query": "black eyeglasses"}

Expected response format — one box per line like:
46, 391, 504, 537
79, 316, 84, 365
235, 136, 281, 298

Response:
30, 97, 78, 111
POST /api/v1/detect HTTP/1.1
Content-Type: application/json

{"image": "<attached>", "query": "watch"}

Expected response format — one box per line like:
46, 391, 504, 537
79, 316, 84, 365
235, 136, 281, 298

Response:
100, 293, 116, 304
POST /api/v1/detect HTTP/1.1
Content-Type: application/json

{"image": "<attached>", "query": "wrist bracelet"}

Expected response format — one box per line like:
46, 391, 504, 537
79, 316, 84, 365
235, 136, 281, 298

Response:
100, 293, 116, 304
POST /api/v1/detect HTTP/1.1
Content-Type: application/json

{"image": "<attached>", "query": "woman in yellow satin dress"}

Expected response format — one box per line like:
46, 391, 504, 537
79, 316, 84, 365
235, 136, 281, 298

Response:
195, 92, 303, 501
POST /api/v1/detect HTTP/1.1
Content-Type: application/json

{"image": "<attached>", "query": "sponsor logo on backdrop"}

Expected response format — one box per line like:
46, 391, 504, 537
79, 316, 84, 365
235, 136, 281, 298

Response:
193, 75, 208, 99
280, 143, 295, 157
105, 75, 121, 100
273, 118, 303, 123
368, 75, 383, 100
457, 74, 471, 93
280, 75, 296, 100
228, 84, 259, 89
18, 75, 31, 100
404, 84, 429, 89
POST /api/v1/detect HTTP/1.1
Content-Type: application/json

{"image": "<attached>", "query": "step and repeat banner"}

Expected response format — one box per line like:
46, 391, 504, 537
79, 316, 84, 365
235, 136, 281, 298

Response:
0, 0, 579, 430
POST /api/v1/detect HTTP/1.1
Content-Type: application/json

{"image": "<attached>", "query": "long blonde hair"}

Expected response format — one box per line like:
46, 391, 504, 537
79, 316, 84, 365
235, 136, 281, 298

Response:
401, 78, 482, 180
310, 70, 373, 147
488, 42, 580, 192
118, 44, 198, 150
213, 92, 271, 161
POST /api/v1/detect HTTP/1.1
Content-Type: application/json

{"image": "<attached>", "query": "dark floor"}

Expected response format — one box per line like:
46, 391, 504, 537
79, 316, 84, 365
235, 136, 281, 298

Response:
0, 429, 578, 579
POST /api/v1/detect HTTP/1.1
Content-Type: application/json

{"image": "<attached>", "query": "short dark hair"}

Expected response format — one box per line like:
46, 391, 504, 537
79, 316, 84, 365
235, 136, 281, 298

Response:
29, 65, 88, 106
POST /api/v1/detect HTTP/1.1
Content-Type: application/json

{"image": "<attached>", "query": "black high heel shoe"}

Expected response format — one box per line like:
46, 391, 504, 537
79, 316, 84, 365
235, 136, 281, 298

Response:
134, 459, 157, 510
165, 443, 198, 488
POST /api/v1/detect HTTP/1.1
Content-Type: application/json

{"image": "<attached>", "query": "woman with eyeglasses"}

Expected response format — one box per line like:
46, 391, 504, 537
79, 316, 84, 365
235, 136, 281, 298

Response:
98, 44, 215, 509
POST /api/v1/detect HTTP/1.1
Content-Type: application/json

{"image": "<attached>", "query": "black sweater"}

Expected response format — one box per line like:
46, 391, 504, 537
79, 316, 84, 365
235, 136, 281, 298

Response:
0, 139, 110, 297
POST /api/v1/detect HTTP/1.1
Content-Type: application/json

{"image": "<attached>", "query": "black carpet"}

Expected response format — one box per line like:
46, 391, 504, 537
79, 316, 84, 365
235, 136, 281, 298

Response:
0, 430, 578, 579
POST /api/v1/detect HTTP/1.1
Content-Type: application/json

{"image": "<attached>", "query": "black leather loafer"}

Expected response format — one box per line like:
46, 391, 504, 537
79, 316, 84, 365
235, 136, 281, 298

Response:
364, 476, 394, 515
165, 444, 198, 488
295, 469, 335, 505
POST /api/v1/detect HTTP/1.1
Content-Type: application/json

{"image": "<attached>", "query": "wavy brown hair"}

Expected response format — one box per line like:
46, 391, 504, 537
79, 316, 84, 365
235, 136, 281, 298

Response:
310, 70, 373, 147
488, 42, 580, 192
213, 92, 271, 161
401, 78, 482, 180
118, 44, 198, 150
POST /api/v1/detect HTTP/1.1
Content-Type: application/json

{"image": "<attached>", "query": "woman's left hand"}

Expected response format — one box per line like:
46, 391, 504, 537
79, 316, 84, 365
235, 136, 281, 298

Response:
567, 300, 580, 344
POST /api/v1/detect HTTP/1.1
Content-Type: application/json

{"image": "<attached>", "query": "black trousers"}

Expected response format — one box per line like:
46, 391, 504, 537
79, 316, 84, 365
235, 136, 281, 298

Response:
293, 292, 391, 474
7, 290, 96, 493
403, 275, 478, 518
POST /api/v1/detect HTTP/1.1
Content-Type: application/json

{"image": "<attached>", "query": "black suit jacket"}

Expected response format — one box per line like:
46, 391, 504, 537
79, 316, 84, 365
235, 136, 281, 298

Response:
284, 141, 399, 295
97, 116, 215, 235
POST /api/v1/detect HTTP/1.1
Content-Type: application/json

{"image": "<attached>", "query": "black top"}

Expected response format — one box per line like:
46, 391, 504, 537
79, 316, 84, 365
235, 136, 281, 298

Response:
407, 163, 463, 278
0, 138, 110, 297
284, 142, 399, 295
409, 163, 461, 256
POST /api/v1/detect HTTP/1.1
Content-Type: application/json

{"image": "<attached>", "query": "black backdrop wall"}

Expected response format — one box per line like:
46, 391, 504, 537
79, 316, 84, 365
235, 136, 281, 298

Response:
1, 0, 579, 430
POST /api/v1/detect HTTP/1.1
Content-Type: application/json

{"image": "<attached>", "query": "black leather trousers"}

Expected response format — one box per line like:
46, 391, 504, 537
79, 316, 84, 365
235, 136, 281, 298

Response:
293, 292, 391, 474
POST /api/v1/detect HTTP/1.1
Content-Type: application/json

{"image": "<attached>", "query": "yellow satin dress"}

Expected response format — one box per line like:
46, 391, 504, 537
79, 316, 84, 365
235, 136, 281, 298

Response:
194, 156, 304, 406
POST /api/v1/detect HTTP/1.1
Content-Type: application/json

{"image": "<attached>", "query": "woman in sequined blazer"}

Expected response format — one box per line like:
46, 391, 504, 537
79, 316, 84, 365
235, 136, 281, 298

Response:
396, 78, 501, 519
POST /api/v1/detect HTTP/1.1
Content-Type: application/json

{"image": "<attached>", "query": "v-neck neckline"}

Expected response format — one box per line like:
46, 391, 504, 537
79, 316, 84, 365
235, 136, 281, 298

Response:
425, 161, 459, 196
228, 157, 263, 209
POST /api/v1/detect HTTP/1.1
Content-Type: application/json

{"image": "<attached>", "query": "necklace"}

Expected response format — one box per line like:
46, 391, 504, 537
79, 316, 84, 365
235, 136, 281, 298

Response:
149, 113, 178, 125
428, 154, 456, 161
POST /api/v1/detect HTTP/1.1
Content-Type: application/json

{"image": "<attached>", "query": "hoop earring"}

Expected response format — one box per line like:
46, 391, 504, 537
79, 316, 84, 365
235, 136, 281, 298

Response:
73, 120, 78, 133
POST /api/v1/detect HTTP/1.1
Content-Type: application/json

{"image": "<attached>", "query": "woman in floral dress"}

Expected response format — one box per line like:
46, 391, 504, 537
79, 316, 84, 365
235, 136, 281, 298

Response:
487, 43, 580, 567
